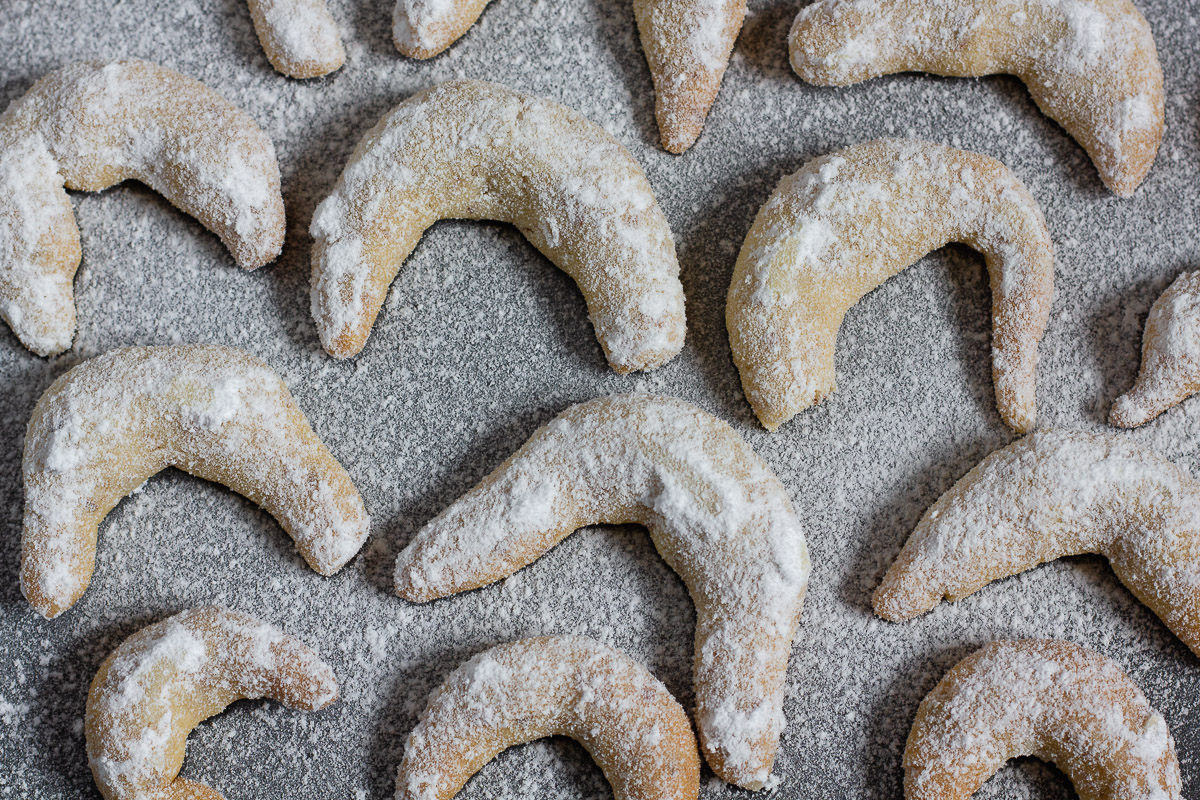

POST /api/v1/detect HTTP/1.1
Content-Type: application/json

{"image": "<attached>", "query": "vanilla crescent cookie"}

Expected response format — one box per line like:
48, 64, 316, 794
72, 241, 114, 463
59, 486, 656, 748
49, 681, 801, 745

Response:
20, 344, 370, 619
393, 393, 811, 789
875, 430, 1200, 655
246, 0, 345, 78
0, 59, 285, 356
310, 80, 684, 372
1111, 271, 1200, 428
392, 0, 741, 154
906, 639, 1181, 800
727, 138, 1055, 433
396, 636, 700, 800
789, 0, 1165, 197
87, 606, 339, 800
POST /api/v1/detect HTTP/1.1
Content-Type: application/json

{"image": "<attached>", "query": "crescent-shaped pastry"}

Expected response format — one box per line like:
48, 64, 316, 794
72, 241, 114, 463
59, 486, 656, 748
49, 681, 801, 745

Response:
874, 430, 1200, 655
788, 0, 1165, 197
87, 606, 339, 800
393, 393, 811, 789
392, 0, 741, 154
0, 59, 285, 357
396, 635, 700, 800
727, 138, 1055, 432
246, 0, 345, 78
310, 79, 684, 373
1111, 271, 1200, 428
20, 344, 370, 619
906, 639, 1181, 800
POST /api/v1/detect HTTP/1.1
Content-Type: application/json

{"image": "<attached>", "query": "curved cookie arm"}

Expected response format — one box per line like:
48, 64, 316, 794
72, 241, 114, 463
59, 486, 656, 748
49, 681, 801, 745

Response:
905, 639, 1180, 800
86, 607, 339, 800
633, 0, 746, 154
1111, 271, 1200, 428
788, 0, 1164, 196
310, 79, 684, 373
0, 135, 82, 356
393, 393, 810, 789
20, 344, 370, 619
874, 430, 1200, 654
727, 138, 1054, 432
0, 60, 285, 356
392, 0, 490, 58
246, 0, 345, 78
396, 636, 699, 800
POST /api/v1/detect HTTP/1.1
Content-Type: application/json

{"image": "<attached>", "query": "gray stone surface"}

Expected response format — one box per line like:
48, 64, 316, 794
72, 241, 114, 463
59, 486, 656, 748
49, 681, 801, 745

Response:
0, 0, 1197, 797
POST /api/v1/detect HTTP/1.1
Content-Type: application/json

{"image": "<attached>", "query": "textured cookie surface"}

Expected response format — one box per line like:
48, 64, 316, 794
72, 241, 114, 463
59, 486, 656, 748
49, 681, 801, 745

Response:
246, 0, 345, 78
86, 606, 338, 800
727, 138, 1054, 432
789, 0, 1164, 196
394, 392, 810, 789
875, 430, 1200, 655
21, 344, 369, 618
1111, 271, 1200, 428
311, 79, 683, 372
906, 639, 1181, 800
0, 59, 285, 356
397, 635, 699, 800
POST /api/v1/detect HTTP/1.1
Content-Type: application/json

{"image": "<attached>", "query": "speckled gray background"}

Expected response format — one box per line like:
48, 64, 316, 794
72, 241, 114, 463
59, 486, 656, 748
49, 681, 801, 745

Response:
1, 0, 1198, 797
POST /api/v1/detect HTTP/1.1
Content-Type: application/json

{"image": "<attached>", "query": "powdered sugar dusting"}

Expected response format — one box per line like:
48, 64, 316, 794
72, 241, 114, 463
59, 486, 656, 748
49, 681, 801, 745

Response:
906, 639, 1181, 799
86, 606, 338, 798
394, 392, 810, 788
310, 79, 683, 372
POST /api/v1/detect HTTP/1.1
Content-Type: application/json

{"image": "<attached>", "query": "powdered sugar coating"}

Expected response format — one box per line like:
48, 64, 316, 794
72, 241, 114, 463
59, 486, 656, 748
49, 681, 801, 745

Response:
789, 0, 1165, 197
21, 344, 370, 618
392, 0, 484, 58
905, 639, 1180, 799
876, 430, 1200, 657
394, 392, 810, 789
727, 138, 1055, 433
1111, 271, 1200, 428
0, 59, 285, 356
310, 79, 684, 373
633, 0, 746, 153
86, 606, 338, 800
396, 635, 699, 800
246, 0, 345, 79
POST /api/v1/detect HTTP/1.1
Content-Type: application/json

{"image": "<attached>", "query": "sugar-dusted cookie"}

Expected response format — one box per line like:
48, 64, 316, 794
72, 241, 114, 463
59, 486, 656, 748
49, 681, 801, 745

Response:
246, 0, 345, 78
310, 80, 684, 373
634, 0, 746, 153
392, 1, 741, 154
87, 606, 339, 800
0, 59, 285, 356
21, 344, 370, 619
1111, 271, 1200, 428
396, 636, 699, 800
875, 430, 1200, 655
727, 138, 1055, 432
393, 393, 810, 789
789, 0, 1164, 196
906, 639, 1181, 800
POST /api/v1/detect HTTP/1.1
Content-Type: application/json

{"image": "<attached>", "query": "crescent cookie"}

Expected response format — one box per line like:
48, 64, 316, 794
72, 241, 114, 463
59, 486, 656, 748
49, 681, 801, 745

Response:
310, 80, 684, 373
392, 0, 741, 154
874, 430, 1200, 656
0, 59, 285, 357
906, 639, 1181, 800
393, 393, 811, 789
246, 0, 345, 78
789, 0, 1165, 197
1111, 271, 1200, 428
87, 606, 339, 800
21, 344, 370, 619
727, 138, 1055, 433
396, 636, 700, 800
